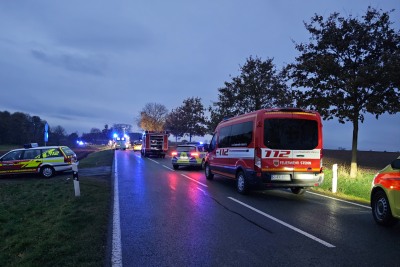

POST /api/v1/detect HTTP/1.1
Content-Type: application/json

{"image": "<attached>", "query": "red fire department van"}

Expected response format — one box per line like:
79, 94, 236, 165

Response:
204, 107, 324, 195
141, 131, 168, 158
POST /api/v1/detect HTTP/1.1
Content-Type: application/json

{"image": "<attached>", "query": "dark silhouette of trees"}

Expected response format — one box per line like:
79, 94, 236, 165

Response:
50, 125, 67, 145
0, 111, 48, 145
208, 56, 292, 133
164, 97, 207, 143
289, 6, 400, 177
164, 109, 186, 145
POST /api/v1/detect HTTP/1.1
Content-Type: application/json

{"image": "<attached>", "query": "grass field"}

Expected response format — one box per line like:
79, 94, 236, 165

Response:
78, 149, 115, 169
311, 149, 399, 203
0, 149, 114, 267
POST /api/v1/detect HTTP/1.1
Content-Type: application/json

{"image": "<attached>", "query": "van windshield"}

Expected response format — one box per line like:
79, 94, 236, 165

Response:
264, 119, 318, 150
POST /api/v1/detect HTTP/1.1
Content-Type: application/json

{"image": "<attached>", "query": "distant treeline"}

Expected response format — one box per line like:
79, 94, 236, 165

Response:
0, 110, 134, 146
0, 111, 48, 146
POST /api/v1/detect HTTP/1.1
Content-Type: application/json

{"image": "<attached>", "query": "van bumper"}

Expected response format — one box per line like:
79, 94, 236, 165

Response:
246, 170, 324, 188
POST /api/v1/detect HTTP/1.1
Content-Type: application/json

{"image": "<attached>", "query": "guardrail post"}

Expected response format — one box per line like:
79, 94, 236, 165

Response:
73, 163, 80, 197
332, 164, 337, 193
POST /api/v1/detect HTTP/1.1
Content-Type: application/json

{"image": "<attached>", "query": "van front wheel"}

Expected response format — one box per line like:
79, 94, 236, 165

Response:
205, 163, 214, 180
236, 171, 249, 195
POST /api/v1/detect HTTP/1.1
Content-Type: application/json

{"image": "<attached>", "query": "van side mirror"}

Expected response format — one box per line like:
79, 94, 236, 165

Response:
203, 144, 209, 152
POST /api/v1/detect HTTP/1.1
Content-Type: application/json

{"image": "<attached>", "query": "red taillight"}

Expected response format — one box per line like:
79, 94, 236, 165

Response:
171, 152, 178, 156
190, 153, 198, 156
254, 147, 261, 171
320, 149, 323, 170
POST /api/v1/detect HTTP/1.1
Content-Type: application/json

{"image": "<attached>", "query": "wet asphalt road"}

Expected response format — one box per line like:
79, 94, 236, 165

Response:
113, 150, 400, 267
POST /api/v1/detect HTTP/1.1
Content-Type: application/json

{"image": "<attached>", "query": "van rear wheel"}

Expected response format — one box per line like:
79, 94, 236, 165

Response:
291, 187, 306, 195
236, 171, 249, 195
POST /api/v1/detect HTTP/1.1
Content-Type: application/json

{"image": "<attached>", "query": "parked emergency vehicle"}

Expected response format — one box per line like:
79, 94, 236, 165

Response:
141, 131, 168, 158
371, 156, 400, 227
0, 143, 77, 178
115, 136, 130, 150
171, 142, 207, 169
204, 107, 324, 195
133, 140, 142, 151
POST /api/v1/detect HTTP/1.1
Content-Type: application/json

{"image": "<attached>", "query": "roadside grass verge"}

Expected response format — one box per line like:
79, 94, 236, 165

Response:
311, 168, 375, 203
0, 175, 110, 267
78, 149, 115, 169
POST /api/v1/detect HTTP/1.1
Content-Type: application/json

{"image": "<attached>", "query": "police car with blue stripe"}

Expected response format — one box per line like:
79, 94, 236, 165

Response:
171, 142, 207, 170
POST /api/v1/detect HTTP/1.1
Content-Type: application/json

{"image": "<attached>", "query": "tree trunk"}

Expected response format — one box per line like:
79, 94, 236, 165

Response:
350, 118, 358, 178
190, 133, 192, 142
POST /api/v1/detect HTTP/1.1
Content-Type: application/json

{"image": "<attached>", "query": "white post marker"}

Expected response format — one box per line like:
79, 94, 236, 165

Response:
332, 163, 337, 193
73, 163, 80, 197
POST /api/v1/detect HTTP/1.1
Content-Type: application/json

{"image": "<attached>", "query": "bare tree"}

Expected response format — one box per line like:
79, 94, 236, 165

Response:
136, 103, 168, 131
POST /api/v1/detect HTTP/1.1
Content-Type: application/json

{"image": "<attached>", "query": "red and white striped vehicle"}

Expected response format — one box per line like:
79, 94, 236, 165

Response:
204, 107, 324, 195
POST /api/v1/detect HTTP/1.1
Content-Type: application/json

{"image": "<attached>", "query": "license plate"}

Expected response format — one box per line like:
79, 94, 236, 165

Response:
271, 175, 291, 181
180, 157, 188, 160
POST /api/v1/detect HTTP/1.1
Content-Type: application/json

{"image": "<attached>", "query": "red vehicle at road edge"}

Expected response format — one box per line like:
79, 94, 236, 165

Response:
204, 107, 324, 195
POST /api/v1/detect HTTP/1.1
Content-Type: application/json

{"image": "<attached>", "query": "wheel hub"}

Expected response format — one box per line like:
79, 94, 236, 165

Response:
375, 197, 388, 219
43, 168, 52, 177
238, 175, 244, 191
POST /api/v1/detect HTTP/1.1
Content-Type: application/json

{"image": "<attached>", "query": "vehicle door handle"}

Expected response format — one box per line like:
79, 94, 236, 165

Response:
296, 155, 304, 157
35, 160, 41, 162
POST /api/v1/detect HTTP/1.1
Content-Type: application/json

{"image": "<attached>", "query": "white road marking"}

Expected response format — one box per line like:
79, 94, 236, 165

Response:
228, 197, 335, 248
148, 158, 159, 164
197, 187, 205, 192
112, 157, 122, 266
181, 174, 208, 187
306, 191, 371, 209
162, 165, 175, 171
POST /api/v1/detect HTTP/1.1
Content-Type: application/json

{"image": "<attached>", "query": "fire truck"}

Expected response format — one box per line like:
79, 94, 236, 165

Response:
141, 131, 168, 158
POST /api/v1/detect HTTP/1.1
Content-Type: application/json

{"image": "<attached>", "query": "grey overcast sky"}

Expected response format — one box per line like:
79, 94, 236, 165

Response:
0, 0, 399, 151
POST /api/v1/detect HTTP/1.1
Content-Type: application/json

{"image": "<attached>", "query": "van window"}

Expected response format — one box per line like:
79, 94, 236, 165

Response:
218, 126, 231, 148
209, 133, 217, 151
264, 119, 318, 150
230, 121, 253, 147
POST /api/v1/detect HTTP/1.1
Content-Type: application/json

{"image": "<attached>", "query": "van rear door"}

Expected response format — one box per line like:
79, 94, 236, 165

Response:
263, 118, 294, 181
291, 113, 320, 176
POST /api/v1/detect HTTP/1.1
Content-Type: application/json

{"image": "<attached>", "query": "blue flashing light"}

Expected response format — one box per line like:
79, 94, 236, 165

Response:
199, 142, 203, 145
76, 140, 79, 143
113, 133, 118, 138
